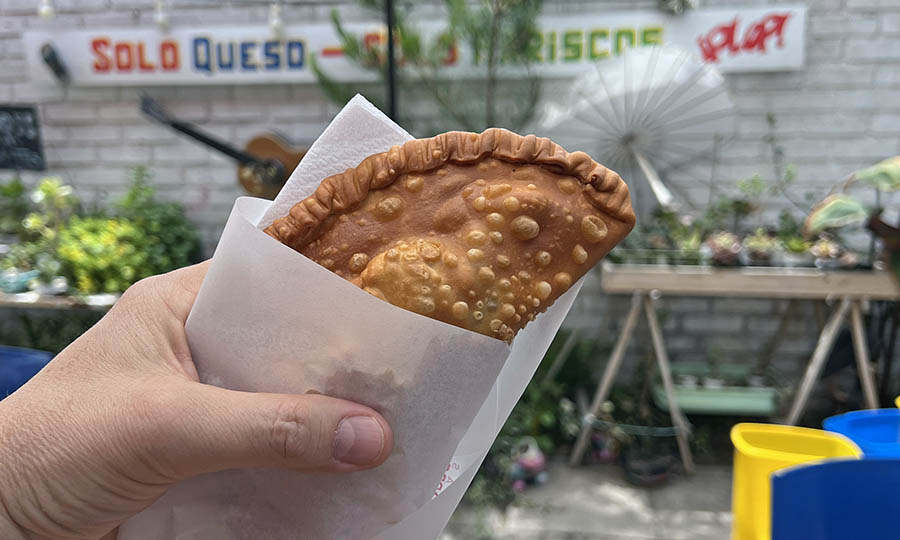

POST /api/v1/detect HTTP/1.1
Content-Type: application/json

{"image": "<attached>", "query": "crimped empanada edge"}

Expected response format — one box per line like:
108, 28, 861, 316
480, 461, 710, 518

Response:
264, 128, 635, 249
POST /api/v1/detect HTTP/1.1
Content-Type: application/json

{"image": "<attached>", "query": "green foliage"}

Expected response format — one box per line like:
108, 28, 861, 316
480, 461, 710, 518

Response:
21, 177, 79, 243
4, 241, 60, 283
782, 236, 811, 254
463, 330, 605, 509
804, 194, 869, 235
115, 167, 202, 273
56, 170, 200, 295
3, 169, 201, 295
57, 216, 151, 294
854, 156, 900, 192
0, 311, 102, 354
315, 0, 542, 134
743, 228, 780, 255
0, 177, 28, 235
1, 178, 77, 282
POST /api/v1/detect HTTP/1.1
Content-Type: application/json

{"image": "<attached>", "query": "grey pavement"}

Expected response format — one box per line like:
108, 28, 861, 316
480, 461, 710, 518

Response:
443, 462, 732, 540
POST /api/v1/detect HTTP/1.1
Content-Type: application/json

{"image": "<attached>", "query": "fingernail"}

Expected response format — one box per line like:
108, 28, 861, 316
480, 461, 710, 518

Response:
333, 416, 385, 465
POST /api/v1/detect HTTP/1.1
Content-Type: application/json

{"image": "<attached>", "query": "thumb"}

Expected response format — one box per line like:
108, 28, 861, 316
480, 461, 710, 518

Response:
142, 382, 393, 480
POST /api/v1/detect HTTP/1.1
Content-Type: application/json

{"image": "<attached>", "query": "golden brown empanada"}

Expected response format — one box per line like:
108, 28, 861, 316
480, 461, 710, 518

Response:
265, 128, 634, 342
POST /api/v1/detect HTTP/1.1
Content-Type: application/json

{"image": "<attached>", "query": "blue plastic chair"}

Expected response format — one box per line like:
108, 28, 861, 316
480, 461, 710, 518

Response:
824, 409, 900, 458
771, 458, 900, 540
1, 345, 53, 399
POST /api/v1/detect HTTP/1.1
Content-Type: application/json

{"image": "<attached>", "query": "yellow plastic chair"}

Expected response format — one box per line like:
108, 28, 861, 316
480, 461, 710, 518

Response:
730, 423, 861, 540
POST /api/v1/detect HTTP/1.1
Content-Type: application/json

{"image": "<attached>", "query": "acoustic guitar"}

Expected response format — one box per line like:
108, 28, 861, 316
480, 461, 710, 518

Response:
140, 96, 306, 199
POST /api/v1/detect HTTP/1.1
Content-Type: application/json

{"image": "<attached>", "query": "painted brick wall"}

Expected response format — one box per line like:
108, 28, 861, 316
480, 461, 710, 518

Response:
1, 0, 898, 387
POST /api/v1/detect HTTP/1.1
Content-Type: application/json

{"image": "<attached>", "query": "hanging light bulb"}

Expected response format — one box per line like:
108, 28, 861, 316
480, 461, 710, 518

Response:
269, 2, 284, 39
154, 0, 170, 32
37, 0, 56, 20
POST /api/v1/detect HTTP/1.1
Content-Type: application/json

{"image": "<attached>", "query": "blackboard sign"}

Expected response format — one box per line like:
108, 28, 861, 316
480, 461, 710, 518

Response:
0, 106, 45, 171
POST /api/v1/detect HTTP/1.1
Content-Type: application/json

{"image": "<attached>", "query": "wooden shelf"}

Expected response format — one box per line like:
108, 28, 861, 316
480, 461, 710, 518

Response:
601, 262, 900, 300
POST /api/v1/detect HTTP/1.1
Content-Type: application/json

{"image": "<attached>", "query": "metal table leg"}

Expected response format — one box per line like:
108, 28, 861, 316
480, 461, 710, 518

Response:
644, 295, 695, 474
786, 298, 851, 425
569, 292, 643, 466
849, 300, 879, 409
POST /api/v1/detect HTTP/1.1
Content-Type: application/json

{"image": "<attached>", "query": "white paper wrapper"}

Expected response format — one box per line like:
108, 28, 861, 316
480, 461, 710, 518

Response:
119, 96, 585, 540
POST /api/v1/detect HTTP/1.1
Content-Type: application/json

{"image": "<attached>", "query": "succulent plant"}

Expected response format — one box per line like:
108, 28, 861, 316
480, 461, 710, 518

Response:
782, 236, 811, 254
743, 228, 781, 257
704, 231, 741, 266
810, 236, 844, 260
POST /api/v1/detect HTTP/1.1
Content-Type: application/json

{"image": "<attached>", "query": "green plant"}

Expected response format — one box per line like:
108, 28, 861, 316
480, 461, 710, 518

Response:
782, 236, 811, 254
1, 178, 77, 283
115, 167, 202, 274
0, 311, 102, 354
314, 0, 542, 134
21, 177, 79, 243
0, 177, 28, 235
809, 236, 844, 260
776, 211, 812, 254
742, 228, 780, 257
805, 156, 900, 275
462, 331, 604, 509
806, 158, 900, 236
705, 231, 741, 266
57, 216, 152, 294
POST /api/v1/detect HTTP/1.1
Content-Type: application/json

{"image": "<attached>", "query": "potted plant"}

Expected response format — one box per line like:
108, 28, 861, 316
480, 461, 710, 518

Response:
1, 178, 75, 294
620, 430, 677, 486
809, 235, 857, 270
805, 156, 900, 274
776, 236, 814, 267
740, 228, 780, 266
703, 231, 742, 266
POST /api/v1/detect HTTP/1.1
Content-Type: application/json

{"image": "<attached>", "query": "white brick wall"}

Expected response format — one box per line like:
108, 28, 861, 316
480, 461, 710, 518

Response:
2, 0, 899, 383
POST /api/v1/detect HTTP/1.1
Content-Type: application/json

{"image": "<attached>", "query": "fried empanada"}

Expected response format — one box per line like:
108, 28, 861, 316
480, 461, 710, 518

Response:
265, 128, 634, 342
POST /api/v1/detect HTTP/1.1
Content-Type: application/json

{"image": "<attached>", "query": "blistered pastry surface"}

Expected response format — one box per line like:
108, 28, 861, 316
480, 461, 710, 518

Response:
265, 129, 635, 341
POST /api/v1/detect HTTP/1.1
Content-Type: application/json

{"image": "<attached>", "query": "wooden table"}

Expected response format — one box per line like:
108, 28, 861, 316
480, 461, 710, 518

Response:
570, 263, 900, 472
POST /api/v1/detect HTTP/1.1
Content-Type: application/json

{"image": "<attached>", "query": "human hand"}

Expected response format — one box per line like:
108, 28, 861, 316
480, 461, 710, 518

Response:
0, 262, 393, 540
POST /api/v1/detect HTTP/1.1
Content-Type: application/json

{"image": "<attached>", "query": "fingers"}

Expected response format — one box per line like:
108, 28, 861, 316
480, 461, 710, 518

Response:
144, 382, 393, 480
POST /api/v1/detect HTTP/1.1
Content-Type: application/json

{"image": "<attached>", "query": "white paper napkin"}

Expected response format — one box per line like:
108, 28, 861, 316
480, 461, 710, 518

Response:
119, 95, 585, 540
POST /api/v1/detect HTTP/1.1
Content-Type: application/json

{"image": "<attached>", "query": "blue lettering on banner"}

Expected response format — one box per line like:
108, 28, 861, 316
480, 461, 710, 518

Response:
189, 36, 309, 74
216, 42, 234, 70
193, 37, 212, 73
264, 41, 280, 70
287, 40, 304, 69
240, 41, 257, 70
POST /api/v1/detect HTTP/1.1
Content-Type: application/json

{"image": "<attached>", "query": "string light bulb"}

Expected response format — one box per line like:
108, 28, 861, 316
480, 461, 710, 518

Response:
153, 0, 170, 32
268, 2, 284, 39
37, 0, 56, 20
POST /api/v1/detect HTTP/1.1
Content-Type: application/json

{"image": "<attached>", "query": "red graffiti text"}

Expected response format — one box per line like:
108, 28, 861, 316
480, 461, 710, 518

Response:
697, 12, 792, 63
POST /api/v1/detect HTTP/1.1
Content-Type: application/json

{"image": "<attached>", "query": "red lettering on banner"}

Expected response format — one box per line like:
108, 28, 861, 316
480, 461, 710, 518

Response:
91, 37, 111, 72
114, 42, 133, 70
442, 43, 458, 66
161, 40, 179, 70
697, 12, 792, 63
137, 43, 155, 71
742, 14, 790, 54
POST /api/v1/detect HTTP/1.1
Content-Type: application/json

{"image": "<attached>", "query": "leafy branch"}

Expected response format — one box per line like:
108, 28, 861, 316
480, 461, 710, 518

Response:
314, 0, 543, 134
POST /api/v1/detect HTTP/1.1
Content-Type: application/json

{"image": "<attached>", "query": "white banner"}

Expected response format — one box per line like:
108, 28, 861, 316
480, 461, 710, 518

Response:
23, 6, 805, 86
